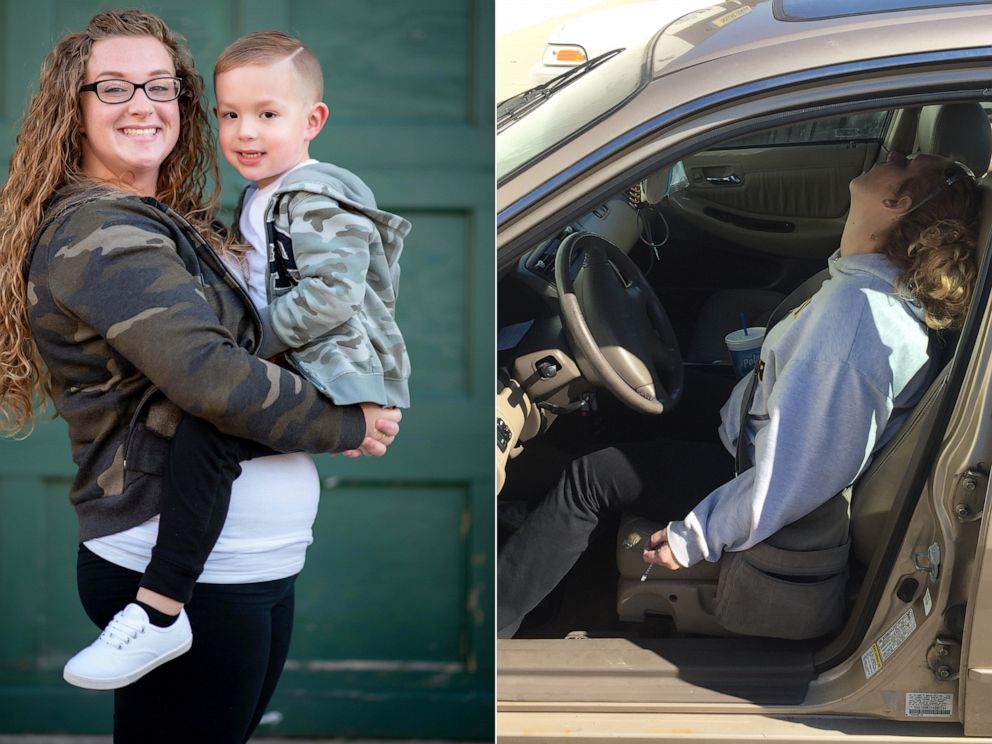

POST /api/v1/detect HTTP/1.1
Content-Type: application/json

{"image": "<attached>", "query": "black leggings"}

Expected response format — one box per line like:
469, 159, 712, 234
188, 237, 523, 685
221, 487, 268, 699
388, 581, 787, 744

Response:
141, 415, 270, 603
78, 545, 295, 743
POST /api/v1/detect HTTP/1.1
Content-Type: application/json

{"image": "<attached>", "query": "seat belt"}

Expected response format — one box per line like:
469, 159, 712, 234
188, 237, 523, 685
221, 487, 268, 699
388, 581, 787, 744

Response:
734, 268, 830, 475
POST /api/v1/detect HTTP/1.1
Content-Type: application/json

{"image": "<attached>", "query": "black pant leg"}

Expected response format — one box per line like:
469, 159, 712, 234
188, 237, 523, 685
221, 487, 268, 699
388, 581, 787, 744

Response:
76, 546, 296, 744
140, 415, 265, 603
496, 439, 733, 638
164, 579, 296, 743
245, 581, 296, 737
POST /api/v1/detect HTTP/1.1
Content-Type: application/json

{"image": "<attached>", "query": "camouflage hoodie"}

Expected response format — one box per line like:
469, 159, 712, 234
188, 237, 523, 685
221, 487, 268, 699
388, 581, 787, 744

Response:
242, 162, 412, 408
26, 186, 365, 541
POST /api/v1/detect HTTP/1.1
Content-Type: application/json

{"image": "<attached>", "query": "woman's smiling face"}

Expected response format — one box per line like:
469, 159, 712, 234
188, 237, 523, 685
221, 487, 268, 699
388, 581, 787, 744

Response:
80, 35, 180, 196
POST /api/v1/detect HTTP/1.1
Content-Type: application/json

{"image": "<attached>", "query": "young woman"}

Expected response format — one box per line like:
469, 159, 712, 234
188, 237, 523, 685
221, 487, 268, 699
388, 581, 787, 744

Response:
498, 151, 981, 640
0, 10, 399, 742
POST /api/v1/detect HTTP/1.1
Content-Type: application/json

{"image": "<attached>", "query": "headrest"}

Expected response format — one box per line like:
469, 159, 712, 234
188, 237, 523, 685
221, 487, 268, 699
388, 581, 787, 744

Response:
915, 103, 992, 177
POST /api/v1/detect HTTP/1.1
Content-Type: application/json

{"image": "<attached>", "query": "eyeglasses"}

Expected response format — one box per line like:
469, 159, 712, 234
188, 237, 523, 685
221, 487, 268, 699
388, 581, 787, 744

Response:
904, 160, 977, 215
79, 77, 182, 104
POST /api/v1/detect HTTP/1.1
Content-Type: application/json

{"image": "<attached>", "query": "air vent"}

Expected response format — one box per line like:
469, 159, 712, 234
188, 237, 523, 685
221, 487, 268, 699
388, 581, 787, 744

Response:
527, 228, 571, 283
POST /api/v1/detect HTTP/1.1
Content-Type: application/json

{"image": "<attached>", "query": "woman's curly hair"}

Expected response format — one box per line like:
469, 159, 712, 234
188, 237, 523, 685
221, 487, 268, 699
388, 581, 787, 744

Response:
0, 9, 231, 435
882, 160, 982, 331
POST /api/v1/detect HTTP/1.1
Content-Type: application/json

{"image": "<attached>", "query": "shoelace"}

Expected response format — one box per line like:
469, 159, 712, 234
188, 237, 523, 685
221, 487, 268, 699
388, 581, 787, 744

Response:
98, 611, 147, 650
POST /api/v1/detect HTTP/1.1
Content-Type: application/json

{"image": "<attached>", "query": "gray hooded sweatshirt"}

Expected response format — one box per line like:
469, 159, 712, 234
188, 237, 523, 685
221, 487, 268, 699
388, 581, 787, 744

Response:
243, 161, 412, 408
666, 249, 934, 567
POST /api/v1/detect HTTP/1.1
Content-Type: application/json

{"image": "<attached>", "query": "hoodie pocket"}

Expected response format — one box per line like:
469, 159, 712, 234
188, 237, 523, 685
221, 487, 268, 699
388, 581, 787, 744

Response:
123, 422, 171, 480
122, 394, 181, 482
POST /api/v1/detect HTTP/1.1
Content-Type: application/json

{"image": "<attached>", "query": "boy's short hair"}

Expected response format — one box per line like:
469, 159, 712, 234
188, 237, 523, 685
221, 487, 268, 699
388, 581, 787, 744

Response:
215, 31, 323, 101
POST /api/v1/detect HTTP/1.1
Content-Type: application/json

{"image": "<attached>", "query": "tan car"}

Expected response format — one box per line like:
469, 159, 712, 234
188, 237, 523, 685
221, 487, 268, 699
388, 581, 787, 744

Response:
496, 0, 992, 740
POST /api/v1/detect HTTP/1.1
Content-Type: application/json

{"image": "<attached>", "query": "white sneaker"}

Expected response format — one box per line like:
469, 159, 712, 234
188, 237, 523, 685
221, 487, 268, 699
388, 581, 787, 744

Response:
63, 603, 193, 690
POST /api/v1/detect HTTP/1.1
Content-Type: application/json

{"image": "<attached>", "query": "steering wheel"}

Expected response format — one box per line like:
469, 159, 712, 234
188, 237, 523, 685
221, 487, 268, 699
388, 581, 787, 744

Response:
554, 232, 683, 415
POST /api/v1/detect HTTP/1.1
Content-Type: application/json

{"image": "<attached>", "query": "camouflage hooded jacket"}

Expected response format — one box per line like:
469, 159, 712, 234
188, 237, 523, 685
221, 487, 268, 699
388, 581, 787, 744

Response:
26, 187, 365, 541
241, 162, 412, 408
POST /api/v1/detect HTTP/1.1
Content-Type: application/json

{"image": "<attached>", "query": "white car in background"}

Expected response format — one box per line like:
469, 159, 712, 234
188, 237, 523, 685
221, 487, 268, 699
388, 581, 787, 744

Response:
531, 0, 723, 84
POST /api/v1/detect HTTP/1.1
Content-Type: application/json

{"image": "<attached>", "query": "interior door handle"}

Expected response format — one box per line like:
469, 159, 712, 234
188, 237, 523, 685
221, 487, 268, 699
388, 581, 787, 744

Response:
705, 174, 741, 185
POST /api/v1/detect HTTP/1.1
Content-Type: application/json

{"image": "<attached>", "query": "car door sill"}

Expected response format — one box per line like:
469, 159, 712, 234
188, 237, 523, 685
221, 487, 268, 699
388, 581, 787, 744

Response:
498, 636, 816, 706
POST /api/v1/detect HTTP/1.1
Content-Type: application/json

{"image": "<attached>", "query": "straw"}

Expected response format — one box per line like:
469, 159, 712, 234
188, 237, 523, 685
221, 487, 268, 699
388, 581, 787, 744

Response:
739, 311, 748, 336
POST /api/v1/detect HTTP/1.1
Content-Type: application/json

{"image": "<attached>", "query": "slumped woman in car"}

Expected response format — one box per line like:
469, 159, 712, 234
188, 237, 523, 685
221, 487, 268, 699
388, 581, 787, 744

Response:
498, 151, 980, 640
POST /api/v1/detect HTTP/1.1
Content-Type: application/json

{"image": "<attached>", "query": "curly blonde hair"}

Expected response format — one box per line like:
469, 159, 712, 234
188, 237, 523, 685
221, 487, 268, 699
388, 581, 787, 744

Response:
0, 9, 226, 435
883, 161, 981, 331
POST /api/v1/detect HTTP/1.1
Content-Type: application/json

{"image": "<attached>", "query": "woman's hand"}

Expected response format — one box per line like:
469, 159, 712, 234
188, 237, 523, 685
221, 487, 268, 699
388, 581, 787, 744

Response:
341, 404, 402, 457
642, 528, 683, 571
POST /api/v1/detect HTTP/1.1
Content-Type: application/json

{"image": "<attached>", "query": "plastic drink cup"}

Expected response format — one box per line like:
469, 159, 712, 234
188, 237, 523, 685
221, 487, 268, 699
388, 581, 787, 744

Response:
724, 327, 765, 379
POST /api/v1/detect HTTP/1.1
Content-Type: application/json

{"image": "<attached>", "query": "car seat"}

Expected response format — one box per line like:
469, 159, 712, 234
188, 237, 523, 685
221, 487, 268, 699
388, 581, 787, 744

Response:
914, 103, 992, 176
684, 103, 992, 366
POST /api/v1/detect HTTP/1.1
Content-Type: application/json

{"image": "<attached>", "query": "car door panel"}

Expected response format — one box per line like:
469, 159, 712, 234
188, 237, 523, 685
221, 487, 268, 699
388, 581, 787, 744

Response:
669, 141, 876, 259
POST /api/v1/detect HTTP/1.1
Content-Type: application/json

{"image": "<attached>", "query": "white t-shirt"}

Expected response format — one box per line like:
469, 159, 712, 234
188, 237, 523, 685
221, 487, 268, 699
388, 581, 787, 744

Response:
86, 160, 326, 584
86, 454, 320, 583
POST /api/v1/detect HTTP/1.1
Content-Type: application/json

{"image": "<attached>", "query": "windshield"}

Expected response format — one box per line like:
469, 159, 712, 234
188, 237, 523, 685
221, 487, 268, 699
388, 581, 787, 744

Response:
497, 49, 625, 133
496, 1, 728, 182
496, 45, 645, 181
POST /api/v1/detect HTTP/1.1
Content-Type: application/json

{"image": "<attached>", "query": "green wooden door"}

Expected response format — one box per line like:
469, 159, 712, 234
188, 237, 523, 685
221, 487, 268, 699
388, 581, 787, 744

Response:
0, 0, 494, 738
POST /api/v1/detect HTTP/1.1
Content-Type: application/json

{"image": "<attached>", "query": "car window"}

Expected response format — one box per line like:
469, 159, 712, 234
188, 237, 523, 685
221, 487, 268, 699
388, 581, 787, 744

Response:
715, 111, 889, 149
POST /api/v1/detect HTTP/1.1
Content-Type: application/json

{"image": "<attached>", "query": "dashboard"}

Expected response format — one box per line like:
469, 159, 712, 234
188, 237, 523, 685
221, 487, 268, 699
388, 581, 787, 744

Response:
496, 192, 651, 491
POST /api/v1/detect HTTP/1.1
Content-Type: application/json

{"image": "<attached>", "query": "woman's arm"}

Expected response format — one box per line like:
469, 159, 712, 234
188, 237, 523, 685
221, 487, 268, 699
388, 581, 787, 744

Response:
43, 198, 367, 454
665, 356, 891, 566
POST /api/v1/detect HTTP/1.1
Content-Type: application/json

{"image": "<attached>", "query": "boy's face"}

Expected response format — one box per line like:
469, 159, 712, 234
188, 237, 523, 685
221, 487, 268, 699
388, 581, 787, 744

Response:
215, 57, 328, 189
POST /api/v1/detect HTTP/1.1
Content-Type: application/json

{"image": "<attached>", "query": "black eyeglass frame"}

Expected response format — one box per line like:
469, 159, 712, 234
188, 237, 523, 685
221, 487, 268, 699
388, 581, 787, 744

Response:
904, 159, 977, 216
79, 77, 183, 104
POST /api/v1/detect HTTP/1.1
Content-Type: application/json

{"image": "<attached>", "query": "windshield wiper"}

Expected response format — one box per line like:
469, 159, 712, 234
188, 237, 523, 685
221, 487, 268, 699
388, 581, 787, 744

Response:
497, 48, 624, 132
